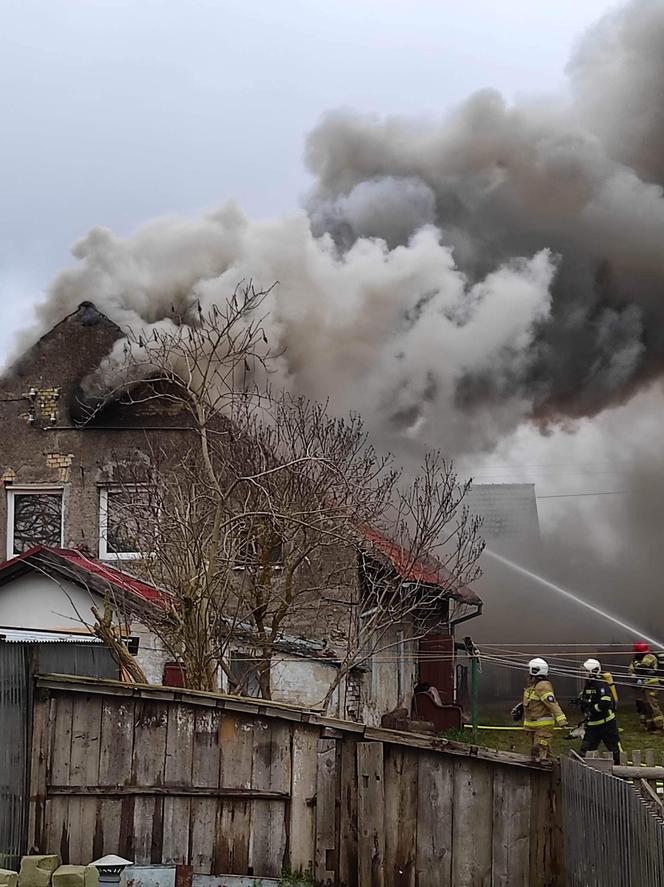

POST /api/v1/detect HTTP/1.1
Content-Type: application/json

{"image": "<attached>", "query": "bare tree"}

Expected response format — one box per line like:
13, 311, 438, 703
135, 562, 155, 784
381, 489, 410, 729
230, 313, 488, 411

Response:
85, 285, 484, 706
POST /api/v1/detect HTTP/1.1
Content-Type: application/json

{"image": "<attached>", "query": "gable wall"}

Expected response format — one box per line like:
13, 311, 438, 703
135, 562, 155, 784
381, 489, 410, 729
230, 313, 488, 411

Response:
0, 304, 190, 559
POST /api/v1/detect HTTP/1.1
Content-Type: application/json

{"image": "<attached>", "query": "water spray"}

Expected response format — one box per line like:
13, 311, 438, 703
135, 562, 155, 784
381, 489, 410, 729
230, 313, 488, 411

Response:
484, 549, 664, 649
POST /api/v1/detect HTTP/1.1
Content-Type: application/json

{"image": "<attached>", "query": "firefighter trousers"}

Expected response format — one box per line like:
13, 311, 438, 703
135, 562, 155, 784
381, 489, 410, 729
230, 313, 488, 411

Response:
636, 690, 664, 731
526, 728, 554, 761
579, 719, 622, 765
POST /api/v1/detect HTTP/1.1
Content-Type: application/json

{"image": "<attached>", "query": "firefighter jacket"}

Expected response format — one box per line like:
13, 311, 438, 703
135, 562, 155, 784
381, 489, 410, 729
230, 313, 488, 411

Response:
580, 677, 616, 726
629, 653, 660, 689
522, 678, 568, 730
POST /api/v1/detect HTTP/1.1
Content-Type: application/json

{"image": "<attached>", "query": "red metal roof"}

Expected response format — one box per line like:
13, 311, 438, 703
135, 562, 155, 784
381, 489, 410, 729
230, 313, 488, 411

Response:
360, 527, 481, 605
0, 546, 163, 603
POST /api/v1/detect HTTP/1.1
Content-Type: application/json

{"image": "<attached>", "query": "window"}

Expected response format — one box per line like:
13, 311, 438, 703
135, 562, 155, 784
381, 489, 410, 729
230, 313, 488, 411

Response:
228, 651, 265, 697
233, 523, 283, 570
99, 487, 152, 560
6, 486, 64, 557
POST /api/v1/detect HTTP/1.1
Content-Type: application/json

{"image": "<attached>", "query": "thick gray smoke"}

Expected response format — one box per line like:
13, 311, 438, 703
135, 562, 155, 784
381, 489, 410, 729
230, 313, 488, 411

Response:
28, 0, 664, 458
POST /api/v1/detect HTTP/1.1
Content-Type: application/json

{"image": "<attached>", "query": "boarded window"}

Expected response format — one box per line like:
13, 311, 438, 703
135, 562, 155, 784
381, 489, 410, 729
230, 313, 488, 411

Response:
8, 489, 63, 556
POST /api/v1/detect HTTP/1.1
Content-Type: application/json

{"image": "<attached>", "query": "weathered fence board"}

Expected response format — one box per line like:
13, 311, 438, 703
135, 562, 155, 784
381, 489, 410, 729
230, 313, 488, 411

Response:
289, 726, 318, 876
315, 738, 337, 886
28, 675, 562, 886
357, 742, 385, 887
162, 704, 194, 865
452, 759, 493, 886
491, 765, 531, 887
415, 752, 453, 887
384, 747, 418, 887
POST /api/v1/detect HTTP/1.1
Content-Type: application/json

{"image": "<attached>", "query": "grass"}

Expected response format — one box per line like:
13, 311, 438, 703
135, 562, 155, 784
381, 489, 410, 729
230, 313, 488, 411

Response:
441, 710, 664, 761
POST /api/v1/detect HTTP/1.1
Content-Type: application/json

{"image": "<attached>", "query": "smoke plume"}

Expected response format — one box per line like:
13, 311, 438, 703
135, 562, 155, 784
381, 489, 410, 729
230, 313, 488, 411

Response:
28, 0, 664, 459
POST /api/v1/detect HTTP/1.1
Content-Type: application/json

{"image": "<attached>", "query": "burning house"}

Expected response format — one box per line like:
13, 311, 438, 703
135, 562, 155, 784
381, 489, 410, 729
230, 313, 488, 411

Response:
0, 302, 481, 728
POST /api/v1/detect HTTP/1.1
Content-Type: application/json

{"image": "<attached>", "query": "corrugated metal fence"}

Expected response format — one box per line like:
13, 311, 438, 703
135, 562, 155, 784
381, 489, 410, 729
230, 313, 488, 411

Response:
0, 641, 119, 869
0, 644, 31, 869
561, 755, 664, 886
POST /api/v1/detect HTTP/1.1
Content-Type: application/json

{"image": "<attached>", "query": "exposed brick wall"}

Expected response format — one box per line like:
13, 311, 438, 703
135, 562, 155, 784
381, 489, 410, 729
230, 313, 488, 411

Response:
0, 302, 418, 722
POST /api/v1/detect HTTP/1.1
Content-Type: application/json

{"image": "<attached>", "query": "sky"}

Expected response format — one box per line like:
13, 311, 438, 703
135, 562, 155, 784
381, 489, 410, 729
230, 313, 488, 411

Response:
6, 0, 664, 642
1, 0, 618, 361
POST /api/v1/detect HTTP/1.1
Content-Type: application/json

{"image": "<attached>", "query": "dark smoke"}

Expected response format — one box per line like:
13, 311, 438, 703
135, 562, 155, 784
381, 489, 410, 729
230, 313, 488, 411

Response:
16, 0, 664, 459
306, 0, 664, 429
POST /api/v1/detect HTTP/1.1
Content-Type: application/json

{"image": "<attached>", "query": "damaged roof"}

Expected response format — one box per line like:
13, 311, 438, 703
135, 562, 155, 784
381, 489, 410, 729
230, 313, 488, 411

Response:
360, 526, 481, 606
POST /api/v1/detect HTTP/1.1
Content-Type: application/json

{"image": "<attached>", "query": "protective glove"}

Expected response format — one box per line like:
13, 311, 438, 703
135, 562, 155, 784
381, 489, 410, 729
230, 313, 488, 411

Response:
511, 702, 524, 722
570, 696, 583, 707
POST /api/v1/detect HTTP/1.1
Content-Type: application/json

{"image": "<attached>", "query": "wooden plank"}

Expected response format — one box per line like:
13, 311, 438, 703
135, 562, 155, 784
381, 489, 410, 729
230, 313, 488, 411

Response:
68, 694, 103, 866
632, 749, 642, 766
132, 699, 168, 865
289, 726, 318, 876
613, 766, 664, 779
190, 708, 222, 873
640, 779, 663, 808
46, 693, 74, 860
214, 714, 255, 875
315, 738, 337, 887
28, 691, 51, 852
384, 747, 418, 887
645, 748, 656, 767
99, 698, 135, 784
528, 772, 556, 887
47, 785, 289, 798
338, 738, 359, 887
250, 719, 290, 878
96, 697, 135, 857
267, 720, 291, 875
415, 753, 453, 887
357, 742, 385, 887
451, 758, 493, 886
249, 717, 273, 878
492, 765, 532, 887
163, 704, 194, 866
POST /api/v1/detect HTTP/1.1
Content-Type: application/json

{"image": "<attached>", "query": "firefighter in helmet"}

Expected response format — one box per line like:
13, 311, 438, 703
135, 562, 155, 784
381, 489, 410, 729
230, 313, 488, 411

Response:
629, 641, 664, 732
577, 658, 622, 764
512, 658, 568, 761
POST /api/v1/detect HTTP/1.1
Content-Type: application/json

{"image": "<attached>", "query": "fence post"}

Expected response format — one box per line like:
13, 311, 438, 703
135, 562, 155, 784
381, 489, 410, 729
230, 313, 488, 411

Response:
471, 657, 479, 742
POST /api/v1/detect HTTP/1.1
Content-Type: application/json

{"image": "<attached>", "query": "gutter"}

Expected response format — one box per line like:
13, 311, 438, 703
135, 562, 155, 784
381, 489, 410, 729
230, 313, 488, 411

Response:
450, 602, 483, 632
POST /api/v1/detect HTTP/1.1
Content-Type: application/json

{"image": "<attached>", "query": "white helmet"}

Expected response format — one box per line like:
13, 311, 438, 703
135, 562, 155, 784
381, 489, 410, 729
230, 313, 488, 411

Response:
528, 657, 549, 676
582, 658, 601, 675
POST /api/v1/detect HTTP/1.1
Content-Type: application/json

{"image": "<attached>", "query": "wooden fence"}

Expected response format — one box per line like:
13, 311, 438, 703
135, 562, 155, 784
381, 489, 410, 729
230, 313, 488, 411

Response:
28, 675, 562, 886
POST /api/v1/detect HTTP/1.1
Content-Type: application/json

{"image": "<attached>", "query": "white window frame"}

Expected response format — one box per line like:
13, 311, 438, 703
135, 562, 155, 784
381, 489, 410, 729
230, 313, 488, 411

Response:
6, 484, 65, 559
99, 486, 148, 561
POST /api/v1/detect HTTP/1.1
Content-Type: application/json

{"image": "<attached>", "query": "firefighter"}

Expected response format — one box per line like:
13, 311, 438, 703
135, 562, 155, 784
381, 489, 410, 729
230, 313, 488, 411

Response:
512, 657, 568, 761
577, 658, 622, 764
629, 641, 664, 732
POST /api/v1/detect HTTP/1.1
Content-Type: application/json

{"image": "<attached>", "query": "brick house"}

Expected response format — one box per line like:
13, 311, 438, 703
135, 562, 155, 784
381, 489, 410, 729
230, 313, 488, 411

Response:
0, 302, 481, 726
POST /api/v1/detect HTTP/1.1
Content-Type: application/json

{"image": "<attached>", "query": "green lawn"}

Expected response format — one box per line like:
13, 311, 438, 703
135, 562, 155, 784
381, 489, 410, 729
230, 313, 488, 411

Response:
441, 710, 664, 761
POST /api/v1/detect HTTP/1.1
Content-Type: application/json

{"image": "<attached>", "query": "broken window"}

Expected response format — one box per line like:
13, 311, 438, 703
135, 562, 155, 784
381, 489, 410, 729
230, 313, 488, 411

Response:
7, 488, 64, 556
99, 487, 153, 560
233, 521, 283, 569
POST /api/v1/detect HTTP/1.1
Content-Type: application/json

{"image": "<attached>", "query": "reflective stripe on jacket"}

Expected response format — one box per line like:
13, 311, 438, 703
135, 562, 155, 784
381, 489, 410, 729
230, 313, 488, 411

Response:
629, 653, 660, 687
522, 678, 567, 730
581, 677, 617, 727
